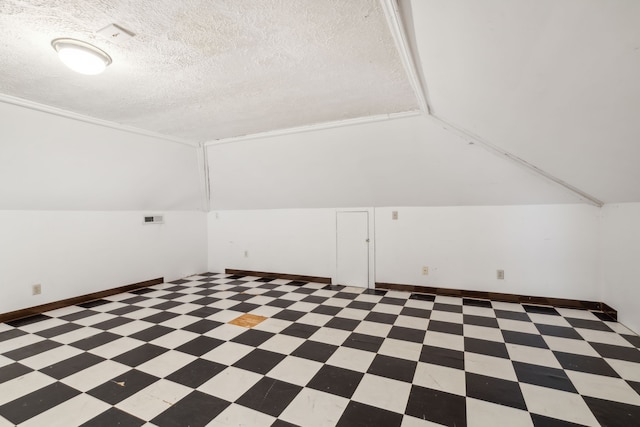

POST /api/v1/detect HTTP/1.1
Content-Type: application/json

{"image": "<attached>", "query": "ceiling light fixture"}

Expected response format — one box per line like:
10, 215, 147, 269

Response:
51, 38, 112, 75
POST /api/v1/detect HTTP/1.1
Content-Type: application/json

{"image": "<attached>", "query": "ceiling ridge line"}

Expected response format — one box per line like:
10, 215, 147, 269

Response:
0, 94, 199, 148
429, 115, 605, 207
379, 0, 431, 114
203, 111, 421, 146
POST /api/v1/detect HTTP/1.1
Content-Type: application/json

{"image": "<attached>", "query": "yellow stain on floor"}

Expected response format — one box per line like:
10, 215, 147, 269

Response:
228, 313, 268, 328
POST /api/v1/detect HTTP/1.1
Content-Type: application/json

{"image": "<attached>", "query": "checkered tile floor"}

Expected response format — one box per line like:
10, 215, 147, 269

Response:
1, 273, 640, 427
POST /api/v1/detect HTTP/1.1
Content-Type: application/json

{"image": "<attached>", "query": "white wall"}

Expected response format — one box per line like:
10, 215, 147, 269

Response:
601, 203, 640, 334
208, 209, 336, 279
0, 101, 202, 211
207, 115, 584, 210
0, 210, 207, 314
208, 205, 601, 300
376, 205, 601, 301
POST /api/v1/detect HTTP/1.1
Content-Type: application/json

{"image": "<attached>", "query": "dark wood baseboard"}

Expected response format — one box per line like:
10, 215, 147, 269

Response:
376, 282, 617, 320
0, 278, 163, 323
225, 269, 332, 285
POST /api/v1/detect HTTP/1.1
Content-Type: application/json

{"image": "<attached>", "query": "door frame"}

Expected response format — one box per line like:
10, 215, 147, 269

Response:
334, 208, 376, 289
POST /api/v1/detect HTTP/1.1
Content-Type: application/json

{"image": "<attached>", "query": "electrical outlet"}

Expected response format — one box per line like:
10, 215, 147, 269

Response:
497, 270, 505, 280
32, 284, 42, 295
392, 211, 398, 220
422, 266, 429, 275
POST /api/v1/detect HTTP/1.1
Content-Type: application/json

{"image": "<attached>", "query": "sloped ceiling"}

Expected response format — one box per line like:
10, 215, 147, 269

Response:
1, 0, 639, 210
407, 0, 640, 203
0, 0, 417, 142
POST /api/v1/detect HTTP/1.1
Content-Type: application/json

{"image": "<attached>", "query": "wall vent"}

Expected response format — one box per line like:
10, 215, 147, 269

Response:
143, 215, 164, 224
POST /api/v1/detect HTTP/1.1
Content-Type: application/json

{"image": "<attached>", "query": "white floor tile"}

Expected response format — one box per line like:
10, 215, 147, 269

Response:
207, 403, 276, 427
352, 374, 411, 414
267, 356, 323, 386
413, 362, 466, 396
117, 378, 192, 420
466, 397, 533, 427
520, 383, 600, 427
60, 359, 130, 392
280, 388, 349, 427
464, 352, 518, 382
326, 346, 376, 373
19, 393, 109, 427
198, 366, 262, 402
566, 370, 640, 405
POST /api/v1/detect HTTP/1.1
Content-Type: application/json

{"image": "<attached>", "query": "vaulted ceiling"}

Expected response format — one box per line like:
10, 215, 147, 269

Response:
1, 0, 639, 209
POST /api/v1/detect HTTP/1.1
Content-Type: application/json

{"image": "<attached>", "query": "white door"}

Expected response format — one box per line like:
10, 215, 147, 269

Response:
336, 211, 369, 288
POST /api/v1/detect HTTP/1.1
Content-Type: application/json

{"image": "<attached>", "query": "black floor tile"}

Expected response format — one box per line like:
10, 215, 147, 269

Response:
347, 301, 376, 311
524, 305, 559, 316
400, 307, 431, 319
0, 329, 27, 342
152, 390, 230, 427
565, 318, 613, 332
6, 314, 52, 327
141, 311, 179, 324
232, 329, 275, 347
0, 381, 79, 424
129, 325, 174, 342
583, 395, 640, 427
307, 365, 363, 398
166, 359, 226, 388
367, 354, 417, 382
335, 292, 359, 300
304, 295, 329, 304
80, 407, 145, 427
88, 369, 159, 404
273, 309, 305, 321
176, 336, 224, 356
464, 314, 499, 328
233, 348, 286, 374
131, 287, 154, 295
363, 289, 387, 296
109, 305, 144, 315
553, 351, 620, 377
112, 343, 168, 367
35, 322, 82, 338
466, 372, 527, 410
41, 352, 104, 379
428, 320, 463, 336
464, 337, 509, 359
60, 309, 99, 322
512, 361, 577, 393
3, 339, 62, 360
535, 324, 582, 340
463, 298, 493, 308
405, 385, 467, 427
502, 330, 549, 349
364, 312, 397, 324
409, 293, 435, 301
325, 317, 360, 331
312, 305, 343, 316
494, 309, 531, 322
70, 331, 120, 350
187, 306, 221, 318
236, 377, 301, 417
291, 340, 338, 363
91, 316, 134, 330
622, 334, 640, 348
420, 345, 465, 370
78, 299, 110, 308
388, 326, 425, 343
229, 302, 261, 312
590, 342, 640, 363
530, 413, 587, 427
0, 362, 31, 383
433, 302, 463, 313
380, 297, 406, 306
336, 401, 403, 427
182, 319, 223, 334
272, 419, 298, 427
280, 323, 320, 339
342, 333, 384, 353
628, 380, 640, 396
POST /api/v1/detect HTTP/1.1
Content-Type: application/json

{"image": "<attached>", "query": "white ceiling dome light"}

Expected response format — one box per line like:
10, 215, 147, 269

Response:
51, 38, 112, 75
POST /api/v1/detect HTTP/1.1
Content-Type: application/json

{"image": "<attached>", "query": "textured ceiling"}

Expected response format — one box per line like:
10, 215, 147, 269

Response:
0, 0, 418, 142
